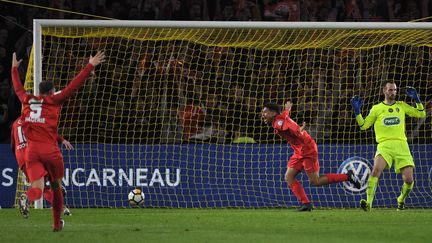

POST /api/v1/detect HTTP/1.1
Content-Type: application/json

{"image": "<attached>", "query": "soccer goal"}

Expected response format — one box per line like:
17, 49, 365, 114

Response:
22, 20, 432, 208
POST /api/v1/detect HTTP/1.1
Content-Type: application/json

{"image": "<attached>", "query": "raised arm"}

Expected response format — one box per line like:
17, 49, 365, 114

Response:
284, 100, 293, 115
403, 102, 426, 118
274, 100, 303, 133
351, 95, 376, 130
405, 86, 426, 118
284, 100, 306, 133
356, 108, 377, 130
53, 51, 106, 103
299, 121, 306, 133
11, 53, 28, 102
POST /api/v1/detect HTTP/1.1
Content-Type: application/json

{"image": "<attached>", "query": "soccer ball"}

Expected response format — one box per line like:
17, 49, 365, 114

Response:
128, 188, 145, 206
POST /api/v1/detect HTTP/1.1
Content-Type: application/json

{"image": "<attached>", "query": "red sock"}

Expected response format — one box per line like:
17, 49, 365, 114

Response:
326, 174, 348, 184
289, 180, 310, 204
43, 187, 53, 205
52, 186, 64, 229
27, 188, 42, 202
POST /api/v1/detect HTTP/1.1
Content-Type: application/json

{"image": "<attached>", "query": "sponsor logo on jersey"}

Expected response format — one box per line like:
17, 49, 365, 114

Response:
16, 143, 27, 150
29, 100, 43, 104
337, 156, 372, 194
277, 120, 283, 127
383, 116, 400, 126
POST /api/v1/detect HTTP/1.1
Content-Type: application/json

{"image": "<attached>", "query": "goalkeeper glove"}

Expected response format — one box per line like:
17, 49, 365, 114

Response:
351, 95, 363, 116
406, 86, 421, 103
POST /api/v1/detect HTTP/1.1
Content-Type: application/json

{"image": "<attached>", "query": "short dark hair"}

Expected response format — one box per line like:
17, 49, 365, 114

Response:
381, 80, 395, 88
263, 102, 281, 114
39, 81, 54, 94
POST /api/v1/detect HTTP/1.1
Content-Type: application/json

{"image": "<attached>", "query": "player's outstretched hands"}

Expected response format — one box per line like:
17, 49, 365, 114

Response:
62, 139, 74, 150
351, 95, 363, 116
406, 86, 421, 103
284, 100, 293, 111
12, 52, 23, 68
299, 121, 306, 133
89, 51, 106, 67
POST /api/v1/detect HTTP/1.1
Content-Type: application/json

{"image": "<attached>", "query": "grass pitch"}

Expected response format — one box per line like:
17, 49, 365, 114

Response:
1, 208, 431, 243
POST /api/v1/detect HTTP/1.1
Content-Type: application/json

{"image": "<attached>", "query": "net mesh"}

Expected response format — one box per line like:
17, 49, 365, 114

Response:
18, 24, 432, 208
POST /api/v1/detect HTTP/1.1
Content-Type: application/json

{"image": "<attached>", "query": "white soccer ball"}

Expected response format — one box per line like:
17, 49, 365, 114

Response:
128, 188, 145, 206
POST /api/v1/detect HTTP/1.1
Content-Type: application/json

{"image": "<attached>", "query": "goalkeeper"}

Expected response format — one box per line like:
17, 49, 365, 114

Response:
351, 81, 426, 211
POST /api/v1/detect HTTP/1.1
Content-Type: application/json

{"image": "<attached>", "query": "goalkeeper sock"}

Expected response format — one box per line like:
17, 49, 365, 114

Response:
27, 187, 42, 202
52, 186, 64, 229
43, 187, 54, 205
397, 182, 414, 203
289, 180, 310, 204
325, 173, 348, 184
366, 176, 378, 206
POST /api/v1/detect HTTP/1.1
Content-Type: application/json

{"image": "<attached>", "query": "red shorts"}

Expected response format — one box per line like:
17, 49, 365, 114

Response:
288, 141, 320, 173
25, 143, 64, 183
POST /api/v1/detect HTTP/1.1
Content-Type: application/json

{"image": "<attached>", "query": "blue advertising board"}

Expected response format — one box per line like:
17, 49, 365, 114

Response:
0, 146, 18, 208
1, 144, 431, 208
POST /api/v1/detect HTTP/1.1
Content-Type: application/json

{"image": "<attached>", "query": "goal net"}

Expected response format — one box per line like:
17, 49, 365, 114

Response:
21, 20, 432, 208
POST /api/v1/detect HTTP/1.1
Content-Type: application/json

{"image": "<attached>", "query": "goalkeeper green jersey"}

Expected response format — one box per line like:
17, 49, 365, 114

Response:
355, 101, 426, 143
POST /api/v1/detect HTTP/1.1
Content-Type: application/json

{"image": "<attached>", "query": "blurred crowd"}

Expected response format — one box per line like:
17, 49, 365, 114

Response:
1, 0, 431, 22
0, 0, 431, 144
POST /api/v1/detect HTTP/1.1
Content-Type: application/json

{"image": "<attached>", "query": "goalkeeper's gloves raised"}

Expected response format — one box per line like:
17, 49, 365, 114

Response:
351, 95, 363, 116
406, 86, 421, 103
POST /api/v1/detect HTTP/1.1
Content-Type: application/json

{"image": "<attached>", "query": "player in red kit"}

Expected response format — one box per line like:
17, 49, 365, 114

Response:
11, 117, 74, 218
11, 51, 105, 231
261, 101, 361, 211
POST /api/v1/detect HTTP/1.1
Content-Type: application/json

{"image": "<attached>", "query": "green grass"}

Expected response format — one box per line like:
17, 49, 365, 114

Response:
1, 208, 431, 243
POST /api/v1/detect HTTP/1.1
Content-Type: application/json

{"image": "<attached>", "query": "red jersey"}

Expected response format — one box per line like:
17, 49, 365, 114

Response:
10, 118, 27, 168
10, 117, 64, 168
272, 110, 314, 154
11, 64, 94, 145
